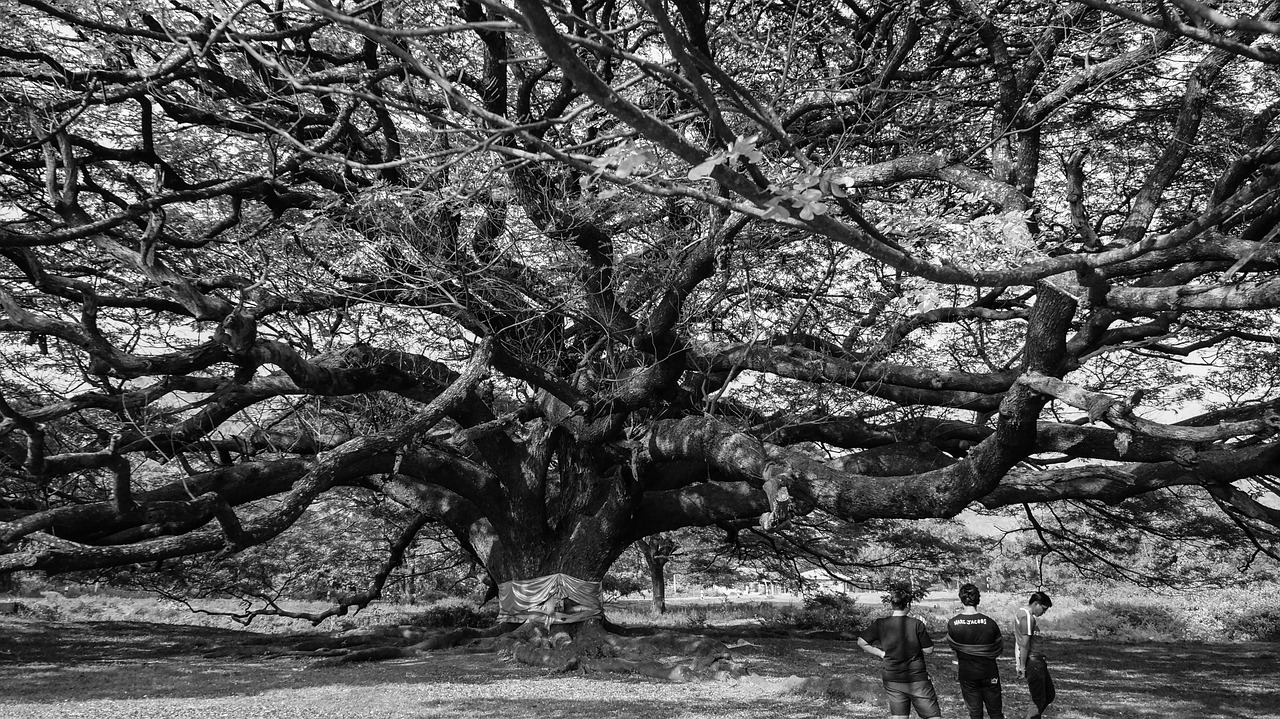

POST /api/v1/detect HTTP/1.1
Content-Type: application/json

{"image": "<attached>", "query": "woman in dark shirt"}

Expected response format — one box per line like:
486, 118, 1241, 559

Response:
858, 586, 942, 719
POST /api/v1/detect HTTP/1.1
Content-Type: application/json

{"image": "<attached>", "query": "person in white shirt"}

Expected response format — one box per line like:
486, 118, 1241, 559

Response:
1012, 591, 1055, 719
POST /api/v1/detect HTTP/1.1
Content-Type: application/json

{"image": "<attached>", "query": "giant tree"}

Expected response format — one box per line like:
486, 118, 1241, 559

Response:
3, 0, 1280, 658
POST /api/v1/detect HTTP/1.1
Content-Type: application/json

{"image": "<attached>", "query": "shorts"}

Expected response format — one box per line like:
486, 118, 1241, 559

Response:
883, 678, 942, 718
1025, 656, 1055, 713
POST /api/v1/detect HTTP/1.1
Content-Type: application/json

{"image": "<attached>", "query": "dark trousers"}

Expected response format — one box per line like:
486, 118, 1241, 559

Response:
959, 675, 1004, 719
1026, 656, 1055, 716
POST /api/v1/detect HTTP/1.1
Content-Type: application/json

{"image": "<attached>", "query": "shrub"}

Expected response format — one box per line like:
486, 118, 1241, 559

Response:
602, 574, 646, 599
681, 605, 710, 629
805, 592, 858, 614
1074, 602, 1184, 643
1178, 597, 1237, 641
405, 589, 451, 606
18, 601, 63, 622
1223, 604, 1280, 642
780, 593, 872, 634
406, 601, 497, 628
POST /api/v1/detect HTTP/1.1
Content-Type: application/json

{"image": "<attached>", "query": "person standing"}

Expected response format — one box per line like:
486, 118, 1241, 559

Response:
1012, 591, 1055, 719
858, 586, 942, 719
947, 583, 1004, 719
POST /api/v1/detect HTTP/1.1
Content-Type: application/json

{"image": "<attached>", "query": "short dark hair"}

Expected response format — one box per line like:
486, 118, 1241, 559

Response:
1029, 590, 1053, 608
888, 586, 913, 610
959, 583, 981, 607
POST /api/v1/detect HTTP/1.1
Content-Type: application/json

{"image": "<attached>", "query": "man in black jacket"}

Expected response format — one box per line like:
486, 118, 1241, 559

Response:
947, 583, 1005, 719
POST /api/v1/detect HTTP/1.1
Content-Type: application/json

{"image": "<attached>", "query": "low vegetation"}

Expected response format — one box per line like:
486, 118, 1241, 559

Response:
10, 584, 1280, 643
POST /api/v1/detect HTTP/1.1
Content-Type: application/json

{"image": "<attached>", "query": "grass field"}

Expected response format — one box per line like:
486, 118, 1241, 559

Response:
1, 615, 1277, 719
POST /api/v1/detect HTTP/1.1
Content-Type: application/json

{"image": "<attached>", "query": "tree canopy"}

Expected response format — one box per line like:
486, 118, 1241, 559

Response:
2, 0, 1280, 608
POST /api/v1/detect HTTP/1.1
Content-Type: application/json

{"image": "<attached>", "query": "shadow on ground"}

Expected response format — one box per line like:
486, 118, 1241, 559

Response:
1, 618, 525, 701
2, 617, 1279, 719
1050, 639, 1280, 718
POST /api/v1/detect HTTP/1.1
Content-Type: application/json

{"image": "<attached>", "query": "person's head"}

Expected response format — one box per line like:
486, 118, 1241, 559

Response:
959, 583, 981, 607
888, 586, 913, 611
1028, 590, 1053, 616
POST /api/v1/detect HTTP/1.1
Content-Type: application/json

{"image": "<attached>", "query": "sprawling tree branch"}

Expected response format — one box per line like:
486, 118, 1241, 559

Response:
2, 0, 1277, 595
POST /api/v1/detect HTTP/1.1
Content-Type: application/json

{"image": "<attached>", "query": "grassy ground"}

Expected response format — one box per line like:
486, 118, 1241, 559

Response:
1, 616, 1277, 719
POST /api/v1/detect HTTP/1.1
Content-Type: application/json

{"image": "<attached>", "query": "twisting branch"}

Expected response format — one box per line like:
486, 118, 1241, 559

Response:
1018, 372, 1280, 444
1064, 149, 1102, 250
107, 435, 135, 515
0, 340, 493, 574
0, 390, 46, 478
1076, 0, 1280, 64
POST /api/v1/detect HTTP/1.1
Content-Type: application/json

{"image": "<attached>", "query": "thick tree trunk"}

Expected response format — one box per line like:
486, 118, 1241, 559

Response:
649, 562, 667, 614
485, 517, 628, 589
476, 426, 633, 582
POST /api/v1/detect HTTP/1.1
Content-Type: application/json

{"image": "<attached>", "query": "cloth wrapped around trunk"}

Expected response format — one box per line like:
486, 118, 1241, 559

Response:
497, 573, 603, 625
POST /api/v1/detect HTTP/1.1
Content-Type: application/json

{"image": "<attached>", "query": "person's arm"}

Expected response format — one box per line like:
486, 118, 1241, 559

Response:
1012, 610, 1029, 675
919, 619, 935, 655
858, 636, 887, 660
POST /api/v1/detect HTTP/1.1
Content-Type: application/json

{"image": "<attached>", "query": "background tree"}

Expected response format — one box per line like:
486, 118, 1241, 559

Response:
3, 0, 1280, 657
633, 534, 680, 613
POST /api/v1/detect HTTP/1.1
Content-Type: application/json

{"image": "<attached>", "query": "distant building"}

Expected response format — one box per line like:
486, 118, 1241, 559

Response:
799, 569, 858, 595
744, 579, 785, 595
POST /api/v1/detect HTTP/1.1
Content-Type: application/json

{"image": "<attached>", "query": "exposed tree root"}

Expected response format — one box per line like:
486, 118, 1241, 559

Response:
293, 619, 858, 696
310, 645, 415, 666
300, 624, 507, 666
482, 623, 754, 683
